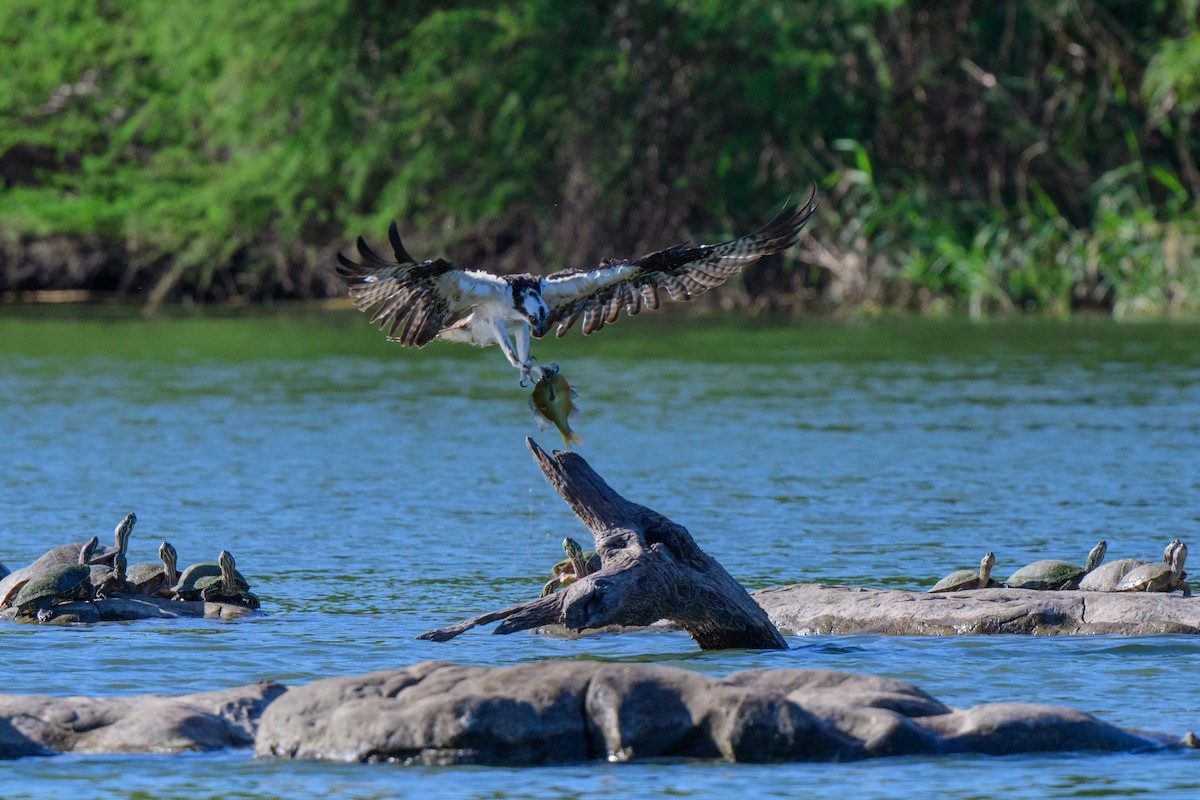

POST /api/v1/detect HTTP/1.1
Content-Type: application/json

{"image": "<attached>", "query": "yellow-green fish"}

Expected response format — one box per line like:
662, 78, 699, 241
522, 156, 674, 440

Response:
528, 364, 582, 447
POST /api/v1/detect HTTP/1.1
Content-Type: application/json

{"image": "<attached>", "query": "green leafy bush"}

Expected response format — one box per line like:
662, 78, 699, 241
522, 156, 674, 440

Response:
0, 0, 1196, 315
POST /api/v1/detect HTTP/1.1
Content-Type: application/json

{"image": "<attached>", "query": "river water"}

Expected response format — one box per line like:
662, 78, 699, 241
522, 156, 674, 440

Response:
1, 309, 1198, 797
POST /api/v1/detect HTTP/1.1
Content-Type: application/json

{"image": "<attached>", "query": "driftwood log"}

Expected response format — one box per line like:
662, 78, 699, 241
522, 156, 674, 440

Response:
418, 438, 787, 650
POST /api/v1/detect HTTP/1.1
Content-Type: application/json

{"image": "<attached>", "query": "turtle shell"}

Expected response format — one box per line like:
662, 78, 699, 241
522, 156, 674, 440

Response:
0, 545, 108, 607
1078, 558, 1149, 592
172, 562, 249, 598
929, 569, 997, 593
1115, 541, 1187, 594
1115, 562, 1173, 592
1005, 560, 1086, 590
28, 541, 117, 571
199, 583, 261, 609
127, 562, 173, 597
0, 569, 30, 607
11, 563, 92, 612
125, 561, 165, 586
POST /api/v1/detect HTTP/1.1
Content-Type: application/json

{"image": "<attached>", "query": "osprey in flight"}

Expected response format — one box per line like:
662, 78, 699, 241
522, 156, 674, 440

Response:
336, 189, 818, 383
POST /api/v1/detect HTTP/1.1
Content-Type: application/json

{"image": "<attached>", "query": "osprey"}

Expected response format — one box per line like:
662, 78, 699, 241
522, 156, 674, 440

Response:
336, 189, 818, 383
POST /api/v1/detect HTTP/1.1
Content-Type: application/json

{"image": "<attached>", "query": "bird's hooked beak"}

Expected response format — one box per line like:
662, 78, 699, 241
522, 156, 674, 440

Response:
529, 307, 550, 338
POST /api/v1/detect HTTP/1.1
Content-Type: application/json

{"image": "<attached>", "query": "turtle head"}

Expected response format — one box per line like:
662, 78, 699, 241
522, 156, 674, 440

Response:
1170, 540, 1188, 576
79, 536, 100, 564
218, 550, 237, 591
114, 512, 136, 556
1084, 540, 1107, 573
160, 542, 178, 582
1164, 539, 1182, 563
980, 552, 996, 580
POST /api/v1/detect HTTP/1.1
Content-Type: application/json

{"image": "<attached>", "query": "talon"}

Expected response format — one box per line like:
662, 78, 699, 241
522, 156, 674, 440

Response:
519, 362, 538, 386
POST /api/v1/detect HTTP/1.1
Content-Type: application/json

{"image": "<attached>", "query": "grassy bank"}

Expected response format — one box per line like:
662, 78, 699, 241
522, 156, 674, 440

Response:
1, 1, 1198, 316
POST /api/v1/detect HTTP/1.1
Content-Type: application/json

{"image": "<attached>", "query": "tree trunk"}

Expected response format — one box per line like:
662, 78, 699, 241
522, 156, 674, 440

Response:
418, 438, 787, 650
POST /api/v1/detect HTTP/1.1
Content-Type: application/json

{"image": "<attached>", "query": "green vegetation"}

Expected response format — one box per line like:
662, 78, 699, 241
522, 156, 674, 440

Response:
1, 1, 1198, 316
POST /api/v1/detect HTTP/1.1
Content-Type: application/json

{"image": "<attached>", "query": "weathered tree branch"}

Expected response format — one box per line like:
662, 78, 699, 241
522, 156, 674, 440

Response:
418, 438, 787, 650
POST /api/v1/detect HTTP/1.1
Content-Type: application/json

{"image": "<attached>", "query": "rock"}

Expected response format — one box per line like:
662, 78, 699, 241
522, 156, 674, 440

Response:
751, 584, 1200, 636
255, 661, 596, 765
2, 661, 1184, 764
0, 682, 285, 760
254, 661, 1176, 765
0, 595, 259, 625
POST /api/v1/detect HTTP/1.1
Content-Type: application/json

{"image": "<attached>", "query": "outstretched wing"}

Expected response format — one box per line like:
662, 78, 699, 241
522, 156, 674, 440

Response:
335, 222, 505, 347
538, 188, 818, 337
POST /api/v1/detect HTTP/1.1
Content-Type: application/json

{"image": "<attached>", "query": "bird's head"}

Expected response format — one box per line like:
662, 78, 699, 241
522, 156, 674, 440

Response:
512, 278, 550, 336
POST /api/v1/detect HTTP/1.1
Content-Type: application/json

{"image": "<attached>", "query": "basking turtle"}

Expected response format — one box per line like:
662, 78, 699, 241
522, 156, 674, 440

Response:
1116, 540, 1191, 596
0, 513, 135, 608
539, 537, 601, 597
10, 539, 98, 620
84, 517, 135, 600
89, 553, 132, 599
1079, 540, 1178, 592
928, 552, 1000, 593
31, 512, 135, 572
127, 542, 179, 598
2, 536, 99, 610
1005, 540, 1107, 590
172, 550, 259, 609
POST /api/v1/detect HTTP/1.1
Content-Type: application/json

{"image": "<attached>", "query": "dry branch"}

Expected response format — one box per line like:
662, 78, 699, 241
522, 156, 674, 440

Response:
418, 438, 786, 650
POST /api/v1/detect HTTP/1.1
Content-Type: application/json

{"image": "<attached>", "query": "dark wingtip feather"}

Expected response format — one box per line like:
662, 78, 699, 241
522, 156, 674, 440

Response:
335, 251, 360, 277
388, 221, 416, 264
751, 185, 820, 252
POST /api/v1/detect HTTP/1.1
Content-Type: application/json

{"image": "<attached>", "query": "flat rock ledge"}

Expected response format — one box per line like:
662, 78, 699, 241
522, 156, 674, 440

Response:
751, 584, 1200, 636
0, 596, 258, 624
2, 661, 1188, 764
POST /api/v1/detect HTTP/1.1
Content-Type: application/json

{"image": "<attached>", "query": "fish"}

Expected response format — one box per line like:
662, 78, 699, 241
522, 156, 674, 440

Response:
528, 364, 582, 447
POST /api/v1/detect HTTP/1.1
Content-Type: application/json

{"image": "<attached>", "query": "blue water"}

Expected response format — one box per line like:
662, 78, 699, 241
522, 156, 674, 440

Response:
2, 310, 1199, 797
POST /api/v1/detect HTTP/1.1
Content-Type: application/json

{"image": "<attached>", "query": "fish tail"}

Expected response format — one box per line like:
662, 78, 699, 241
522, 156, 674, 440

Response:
561, 428, 583, 447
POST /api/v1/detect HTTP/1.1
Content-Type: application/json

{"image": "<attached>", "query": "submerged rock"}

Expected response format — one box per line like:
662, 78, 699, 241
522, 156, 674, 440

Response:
0, 683, 285, 759
751, 584, 1200, 636
254, 661, 1178, 765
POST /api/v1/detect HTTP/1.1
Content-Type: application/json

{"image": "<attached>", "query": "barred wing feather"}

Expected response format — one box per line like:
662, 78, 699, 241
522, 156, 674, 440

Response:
335, 221, 505, 347
538, 188, 818, 337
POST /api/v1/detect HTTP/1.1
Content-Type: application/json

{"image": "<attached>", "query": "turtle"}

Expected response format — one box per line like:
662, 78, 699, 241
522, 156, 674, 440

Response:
0, 513, 135, 608
83, 517, 135, 600
1, 536, 99, 610
1079, 539, 1178, 592
1116, 540, 1191, 596
89, 552, 132, 599
928, 552, 1000, 593
10, 539, 98, 620
126, 541, 179, 598
1004, 540, 1107, 590
31, 512, 135, 571
539, 537, 601, 597
172, 550, 259, 609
